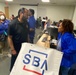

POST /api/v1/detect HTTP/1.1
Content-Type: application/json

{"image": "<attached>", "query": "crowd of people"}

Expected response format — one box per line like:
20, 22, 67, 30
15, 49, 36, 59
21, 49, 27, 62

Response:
36, 16, 51, 29
0, 7, 76, 75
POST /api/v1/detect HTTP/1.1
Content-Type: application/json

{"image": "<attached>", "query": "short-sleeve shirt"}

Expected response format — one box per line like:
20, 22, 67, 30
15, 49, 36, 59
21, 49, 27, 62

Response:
8, 18, 28, 53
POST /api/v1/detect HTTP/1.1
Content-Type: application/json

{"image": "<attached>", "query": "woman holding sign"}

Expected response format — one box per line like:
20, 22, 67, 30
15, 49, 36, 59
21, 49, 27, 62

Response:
57, 19, 76, 75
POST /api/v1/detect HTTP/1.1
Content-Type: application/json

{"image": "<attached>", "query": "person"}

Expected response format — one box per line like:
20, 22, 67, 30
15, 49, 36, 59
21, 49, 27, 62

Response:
0, 11, 3, 23
36, 17, 42, 28
42, 17, 46, 29
56, 20, 63, 27
57, 19, 76, 75
0, 11, 10, 54
28, 9, 36, 43
38, 17, 42, 27
45, 16, 48, 23
0, 13, 10, 35
8, 8, 29, 71
10, 14, 15, 21
47, 19, 51, 27
0, 12, 10, 44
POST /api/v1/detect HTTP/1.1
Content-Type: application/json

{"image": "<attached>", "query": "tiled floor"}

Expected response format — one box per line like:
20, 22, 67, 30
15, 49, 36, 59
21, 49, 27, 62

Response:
0, 28, 42, 75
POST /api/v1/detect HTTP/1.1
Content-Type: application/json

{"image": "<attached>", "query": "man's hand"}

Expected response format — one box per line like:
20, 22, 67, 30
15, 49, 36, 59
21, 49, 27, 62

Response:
11, 50, 17, 55
8, 36, 17, 55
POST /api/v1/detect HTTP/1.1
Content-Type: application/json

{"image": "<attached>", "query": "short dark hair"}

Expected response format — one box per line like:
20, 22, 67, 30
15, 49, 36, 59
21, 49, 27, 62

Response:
59, 20, 63, 23
18, 8, 25, 17
29, 9, 35, 15
62, 19, 74, 33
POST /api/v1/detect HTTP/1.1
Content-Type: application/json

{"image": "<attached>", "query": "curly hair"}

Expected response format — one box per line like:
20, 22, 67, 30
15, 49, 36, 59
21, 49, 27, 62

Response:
62, 19, 74, 33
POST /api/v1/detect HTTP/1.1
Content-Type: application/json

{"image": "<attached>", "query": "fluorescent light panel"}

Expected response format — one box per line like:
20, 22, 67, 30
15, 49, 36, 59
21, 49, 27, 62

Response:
5, 0, 13, 1
42, 0, 50, 2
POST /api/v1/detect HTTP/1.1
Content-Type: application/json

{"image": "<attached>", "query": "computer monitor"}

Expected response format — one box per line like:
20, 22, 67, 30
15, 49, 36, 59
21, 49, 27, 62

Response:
73, 30, 76, 34
47, 27, 58, 39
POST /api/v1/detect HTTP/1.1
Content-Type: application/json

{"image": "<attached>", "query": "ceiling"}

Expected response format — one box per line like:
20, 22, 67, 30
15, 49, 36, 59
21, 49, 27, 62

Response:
0, 0, 76, 6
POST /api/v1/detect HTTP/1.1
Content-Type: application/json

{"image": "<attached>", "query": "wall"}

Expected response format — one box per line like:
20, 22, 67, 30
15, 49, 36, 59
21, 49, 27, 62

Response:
0, 3, 5, 13
72, 6, 76, 30
9, 4, 37, 19
0, 3, 75, 23
9, 5, 75, 21
0, 3, 38, 19
37, 5, 75, 22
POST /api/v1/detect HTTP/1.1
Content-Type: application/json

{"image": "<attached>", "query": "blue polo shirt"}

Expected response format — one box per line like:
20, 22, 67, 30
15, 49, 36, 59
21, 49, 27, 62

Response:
28, 16, 36, 38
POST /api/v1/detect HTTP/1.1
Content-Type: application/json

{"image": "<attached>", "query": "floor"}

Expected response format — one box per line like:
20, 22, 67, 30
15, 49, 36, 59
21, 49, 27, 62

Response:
0, 28, 42, 75
0, 57, 11, 75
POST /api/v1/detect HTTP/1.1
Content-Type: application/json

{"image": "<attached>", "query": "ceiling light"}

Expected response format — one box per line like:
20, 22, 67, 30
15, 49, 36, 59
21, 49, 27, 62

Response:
5, 0, 13, 2
42, 0, 50, 2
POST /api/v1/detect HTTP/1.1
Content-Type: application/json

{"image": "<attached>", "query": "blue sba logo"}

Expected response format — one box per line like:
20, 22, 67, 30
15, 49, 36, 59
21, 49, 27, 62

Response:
23, 50, 48, 75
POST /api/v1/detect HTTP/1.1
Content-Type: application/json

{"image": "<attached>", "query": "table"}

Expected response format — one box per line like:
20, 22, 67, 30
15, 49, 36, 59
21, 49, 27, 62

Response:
36, 33, 51, 48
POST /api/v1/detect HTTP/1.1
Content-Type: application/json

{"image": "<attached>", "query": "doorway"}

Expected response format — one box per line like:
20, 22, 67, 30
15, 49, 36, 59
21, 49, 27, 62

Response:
4, 7, 9, 19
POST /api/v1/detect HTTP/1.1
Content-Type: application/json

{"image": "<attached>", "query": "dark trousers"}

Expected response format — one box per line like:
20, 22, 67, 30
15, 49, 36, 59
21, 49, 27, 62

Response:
68, 69, 76, 75
10, 54, 18, 72
30, 37, 34, 43
59, 66, 70, 75
68, 64, 76, 75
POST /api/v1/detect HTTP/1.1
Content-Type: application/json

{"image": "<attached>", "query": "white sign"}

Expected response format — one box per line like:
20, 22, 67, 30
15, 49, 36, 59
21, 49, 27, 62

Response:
10, 43, 63, 75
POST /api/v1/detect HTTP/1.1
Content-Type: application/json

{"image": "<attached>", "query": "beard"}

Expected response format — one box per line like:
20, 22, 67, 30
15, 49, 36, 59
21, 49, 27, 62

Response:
22, 16, 27, 23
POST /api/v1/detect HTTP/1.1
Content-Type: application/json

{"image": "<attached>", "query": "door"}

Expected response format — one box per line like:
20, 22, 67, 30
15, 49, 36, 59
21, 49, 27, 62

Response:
5, 7, 9, 19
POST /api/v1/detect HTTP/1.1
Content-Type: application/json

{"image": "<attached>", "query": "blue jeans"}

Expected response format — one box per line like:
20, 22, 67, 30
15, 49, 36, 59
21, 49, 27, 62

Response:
59, 66, 70, 75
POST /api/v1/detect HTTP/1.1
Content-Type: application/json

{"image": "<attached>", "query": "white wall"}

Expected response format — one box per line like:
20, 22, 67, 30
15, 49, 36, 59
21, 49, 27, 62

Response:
38, 5, 75, 22
0, 3, 75, 23
72, 6, 76, 30
9, 4, 37, 19
9, 4, 20, 17
0, 3, 5, 13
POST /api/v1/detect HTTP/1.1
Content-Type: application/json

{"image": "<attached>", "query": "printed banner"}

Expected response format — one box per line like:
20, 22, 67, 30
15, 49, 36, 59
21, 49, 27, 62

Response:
10, 43, 63, 75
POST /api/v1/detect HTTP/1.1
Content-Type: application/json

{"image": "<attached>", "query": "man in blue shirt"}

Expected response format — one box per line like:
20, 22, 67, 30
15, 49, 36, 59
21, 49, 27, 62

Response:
28, 9, 36, 43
